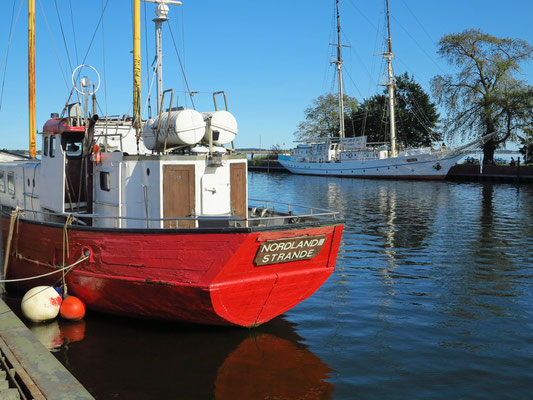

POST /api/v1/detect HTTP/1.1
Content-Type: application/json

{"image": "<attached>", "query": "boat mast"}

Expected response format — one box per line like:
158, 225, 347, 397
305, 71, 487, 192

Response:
154, 6, 166, 115
142, 0, 182, 115
133, 0, 142, 134
28, 0, 36, 158
385, 0, 397, 157
335, 0, 345, 139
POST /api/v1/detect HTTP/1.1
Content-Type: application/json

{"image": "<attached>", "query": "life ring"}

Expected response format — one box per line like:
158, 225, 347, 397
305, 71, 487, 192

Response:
348, 152, 353, 159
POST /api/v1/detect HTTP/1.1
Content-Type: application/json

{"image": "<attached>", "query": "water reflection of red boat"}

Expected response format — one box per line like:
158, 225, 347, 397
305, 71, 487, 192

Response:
215, 333, 334, 400
60, 320, 86, 344
2, 298, 335, 400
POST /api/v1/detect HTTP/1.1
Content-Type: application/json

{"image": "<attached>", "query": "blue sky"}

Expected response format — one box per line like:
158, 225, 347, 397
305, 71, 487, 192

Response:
0, 0, 532, 151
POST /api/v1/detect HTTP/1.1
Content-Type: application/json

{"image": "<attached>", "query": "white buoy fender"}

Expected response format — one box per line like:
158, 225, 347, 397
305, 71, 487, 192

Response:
202, 111, 238, 145
141, 109, 206, 150
21, 286, 62, 323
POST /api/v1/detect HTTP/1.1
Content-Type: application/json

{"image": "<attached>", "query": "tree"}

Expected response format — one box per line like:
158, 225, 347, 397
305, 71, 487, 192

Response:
519, 127, 533, 164
268, 144, 284, 160
294, 93, 358, 141
431, 29, 533, 164
348, 73, 441, 147
499, 81, 533, 134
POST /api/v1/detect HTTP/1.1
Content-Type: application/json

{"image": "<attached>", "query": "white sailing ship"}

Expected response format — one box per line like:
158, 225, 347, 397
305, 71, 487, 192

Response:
279, 0, 469, 180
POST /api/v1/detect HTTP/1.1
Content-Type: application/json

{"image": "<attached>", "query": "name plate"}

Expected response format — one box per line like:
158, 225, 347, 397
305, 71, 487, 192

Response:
254, 235, 327, 266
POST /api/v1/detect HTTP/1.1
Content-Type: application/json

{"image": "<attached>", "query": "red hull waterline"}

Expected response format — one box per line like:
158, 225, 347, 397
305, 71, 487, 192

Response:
3, 218, 343, 327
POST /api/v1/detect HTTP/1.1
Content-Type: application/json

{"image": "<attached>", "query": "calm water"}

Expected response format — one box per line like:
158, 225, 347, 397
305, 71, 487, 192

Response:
6, 173, 533, 399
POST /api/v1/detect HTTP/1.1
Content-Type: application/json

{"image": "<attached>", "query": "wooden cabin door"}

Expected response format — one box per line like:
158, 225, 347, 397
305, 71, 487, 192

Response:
230, 163, 247, 219
163, 165, 195, 228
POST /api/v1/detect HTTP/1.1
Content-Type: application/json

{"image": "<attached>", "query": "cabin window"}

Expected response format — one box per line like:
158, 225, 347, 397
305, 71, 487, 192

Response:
66, 138, 83, 158
43, 136, 49, 156
7, 172, 15, 195
0, 171, 4, 193
50, 135, 56, 158
100, 172, 110, 191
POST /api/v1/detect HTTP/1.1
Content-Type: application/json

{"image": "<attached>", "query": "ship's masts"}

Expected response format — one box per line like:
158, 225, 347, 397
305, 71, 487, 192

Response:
335, 0, 345, 139
28, 0, 36, 158
385, 0, 397, 157
133, 0, 142, 130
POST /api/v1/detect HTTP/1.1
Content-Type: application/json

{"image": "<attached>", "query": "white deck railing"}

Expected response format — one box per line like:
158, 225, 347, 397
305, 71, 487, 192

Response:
4, 200, 340, 230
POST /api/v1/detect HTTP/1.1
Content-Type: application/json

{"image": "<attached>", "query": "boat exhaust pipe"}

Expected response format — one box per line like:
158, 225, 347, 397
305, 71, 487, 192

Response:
83, 114, 99, 158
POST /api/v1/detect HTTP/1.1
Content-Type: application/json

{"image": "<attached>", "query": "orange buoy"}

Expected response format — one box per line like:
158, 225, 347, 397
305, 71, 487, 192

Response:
60, 296, 86, 321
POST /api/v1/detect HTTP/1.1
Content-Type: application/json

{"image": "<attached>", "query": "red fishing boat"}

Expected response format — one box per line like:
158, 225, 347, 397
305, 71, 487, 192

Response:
0, 0, 343, 327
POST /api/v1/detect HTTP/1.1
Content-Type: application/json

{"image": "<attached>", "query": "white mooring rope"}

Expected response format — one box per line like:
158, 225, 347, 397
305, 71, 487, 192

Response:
0, 255, 89, 283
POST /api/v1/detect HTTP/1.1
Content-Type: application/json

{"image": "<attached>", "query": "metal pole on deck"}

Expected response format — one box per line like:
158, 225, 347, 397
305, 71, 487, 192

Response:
141, 0, 183, 114
155, 18, 164, 114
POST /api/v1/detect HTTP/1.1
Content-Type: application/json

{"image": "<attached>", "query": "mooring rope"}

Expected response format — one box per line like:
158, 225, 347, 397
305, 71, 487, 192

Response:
0, 255, 89, 284
2, 207, 23, 280
62, 214, 74, 296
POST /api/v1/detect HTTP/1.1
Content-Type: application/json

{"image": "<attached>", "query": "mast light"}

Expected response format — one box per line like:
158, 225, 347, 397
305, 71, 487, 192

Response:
142, 0, 182, 4
141, 0, 182, 19
81, 76, 90, 90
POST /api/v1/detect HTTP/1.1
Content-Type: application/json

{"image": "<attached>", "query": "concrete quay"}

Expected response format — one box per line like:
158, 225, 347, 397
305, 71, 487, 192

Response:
447, 164, 533, 183
0, 296, 94, 400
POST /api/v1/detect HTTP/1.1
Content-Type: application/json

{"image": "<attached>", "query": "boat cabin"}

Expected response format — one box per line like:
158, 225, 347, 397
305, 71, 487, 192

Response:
293, 142, 341, 163
1, 98, 247, 230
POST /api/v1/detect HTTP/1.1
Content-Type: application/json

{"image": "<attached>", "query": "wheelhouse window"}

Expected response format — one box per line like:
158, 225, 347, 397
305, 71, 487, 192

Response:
7, 172, 15, 195
66, 138, 83, 157
100, 172, 110, 191
0, 171, 4, 193
50, 135, 56, 158
43, 136, 49, 156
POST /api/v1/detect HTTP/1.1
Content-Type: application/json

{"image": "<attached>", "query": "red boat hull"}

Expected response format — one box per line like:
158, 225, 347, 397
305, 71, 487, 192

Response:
3, 218, 343, 327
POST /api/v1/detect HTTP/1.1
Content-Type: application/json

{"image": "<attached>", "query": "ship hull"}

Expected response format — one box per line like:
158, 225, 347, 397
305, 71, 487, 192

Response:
2, 217, 343, 327
279, 151, 464, 179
